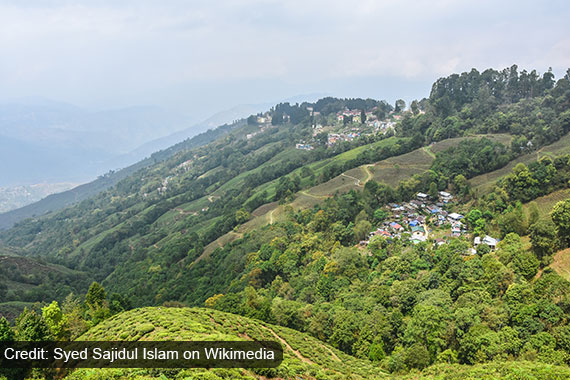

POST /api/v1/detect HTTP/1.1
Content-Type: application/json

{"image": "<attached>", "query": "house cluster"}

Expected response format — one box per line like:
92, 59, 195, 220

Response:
295, 143, 315, 151
360, 191, 471, 247
336, 109, 363, 123
256, 113, 272, 124
247, 116, 275, 140
327, 132, 361, 146
365, 210, 428, 246
157, 176, 172, 195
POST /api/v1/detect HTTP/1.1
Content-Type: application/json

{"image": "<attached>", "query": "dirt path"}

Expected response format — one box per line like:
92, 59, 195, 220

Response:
341, 173, 362, 187
259, 325, 316, 365
174, 207, 197, 216
268, 208, 276, 224
363, 164, 374, 182
422, 146, 436, 159
299, 189, 328, 200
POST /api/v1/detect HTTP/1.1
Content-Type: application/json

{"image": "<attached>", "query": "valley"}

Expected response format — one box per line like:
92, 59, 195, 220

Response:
1, 66, 570, 379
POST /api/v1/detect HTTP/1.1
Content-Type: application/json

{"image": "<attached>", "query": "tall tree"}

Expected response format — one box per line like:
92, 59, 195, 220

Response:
0, 317, 14, 342
15, 308, 52, 341
529, 220, 557, 260
552, 200, 570, 247
85, 282, 107, 309
42, 301, 69, 340
395, 99, 406, 113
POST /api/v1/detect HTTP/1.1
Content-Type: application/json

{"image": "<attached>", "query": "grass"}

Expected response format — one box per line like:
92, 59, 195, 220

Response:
523, 188, 570, 220
71, 306, 387, 380
392, 361, 570, 380
550, 248, 570, 281
60, 307, 570, 380
428, 133, 513, 154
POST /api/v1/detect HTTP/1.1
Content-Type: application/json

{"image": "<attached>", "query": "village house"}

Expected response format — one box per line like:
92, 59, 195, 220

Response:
448, 212, 464, 222
411, 225, 426, 243
474, 235, 499, 251
439, 191, 453, 203
417, 192, 429, 201
295, 143, 314, 150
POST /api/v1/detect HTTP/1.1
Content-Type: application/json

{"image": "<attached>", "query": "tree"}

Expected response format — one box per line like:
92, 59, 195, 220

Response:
235, 208, 251, 224
511, 251, 540, 280
85, 282, 107, 309
0, 317, 14, 342
247, 115, 257, 125
454, 174, 469, 196
15, 308, 52, 341
373, 209, 388, 224
395, 99, 406, 113
552, 200, 570, 247
42, 301, 69, 340
410, 100, 419, 115
62, 293, 89, 340
428, 182, 438, 199
353, 220, 372, 242
530, 220, 557, 260
405, 344, 431, 369
109, 293, 131, 315
404, 304, 450, 359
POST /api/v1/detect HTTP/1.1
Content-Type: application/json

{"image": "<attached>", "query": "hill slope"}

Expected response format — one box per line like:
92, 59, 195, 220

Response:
72, 306, 387, 380
61, 307, 570, 380
0, 120, 243, 230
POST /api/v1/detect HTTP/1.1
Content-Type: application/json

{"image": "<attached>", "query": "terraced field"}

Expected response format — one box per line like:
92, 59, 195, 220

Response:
68, 307, 387, 380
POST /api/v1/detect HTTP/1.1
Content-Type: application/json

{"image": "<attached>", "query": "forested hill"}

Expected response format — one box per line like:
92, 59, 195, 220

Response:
0, 120, 244, 230
1, 65, 570, 378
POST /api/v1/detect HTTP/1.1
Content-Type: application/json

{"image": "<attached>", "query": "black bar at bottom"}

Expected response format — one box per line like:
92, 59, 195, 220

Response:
0, 341, 283, 368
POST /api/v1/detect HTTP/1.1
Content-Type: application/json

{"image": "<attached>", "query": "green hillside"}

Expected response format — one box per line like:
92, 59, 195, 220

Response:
58, 307, 570, 380
1, 66, 570, 379
68, 306, 387, 380
0, 121, 244, 231
470, 132, 570, 193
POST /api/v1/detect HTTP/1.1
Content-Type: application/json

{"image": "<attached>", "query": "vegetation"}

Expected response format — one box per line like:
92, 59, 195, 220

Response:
0, 65, 569, 379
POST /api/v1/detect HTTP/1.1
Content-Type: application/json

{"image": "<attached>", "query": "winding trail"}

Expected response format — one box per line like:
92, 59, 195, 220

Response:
422, 146, 436, 159
268, 208, 276, 224
259, 325, 316, 365
299, 189, 328, 200
341, 173, 362, 187
363, 164, 374, 183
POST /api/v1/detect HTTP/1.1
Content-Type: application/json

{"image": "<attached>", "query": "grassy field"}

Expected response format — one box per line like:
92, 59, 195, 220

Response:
523, 188, 570, 220
550, 248, 570, 281
428, 133, 513, 154
371, 149, 434, 186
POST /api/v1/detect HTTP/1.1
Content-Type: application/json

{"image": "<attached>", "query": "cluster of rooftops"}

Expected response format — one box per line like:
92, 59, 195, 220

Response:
360, 191, 499, 254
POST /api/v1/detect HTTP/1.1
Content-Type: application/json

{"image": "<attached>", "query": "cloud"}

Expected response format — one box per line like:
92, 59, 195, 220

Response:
0, 0, 568, 116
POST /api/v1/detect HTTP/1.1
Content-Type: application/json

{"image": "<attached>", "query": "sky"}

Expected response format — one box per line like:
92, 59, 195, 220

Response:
0, 0, 569, 121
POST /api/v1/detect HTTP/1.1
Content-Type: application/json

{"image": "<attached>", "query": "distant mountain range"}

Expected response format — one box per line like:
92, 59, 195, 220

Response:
0, 97, 190, 186
0, 94, 325, 214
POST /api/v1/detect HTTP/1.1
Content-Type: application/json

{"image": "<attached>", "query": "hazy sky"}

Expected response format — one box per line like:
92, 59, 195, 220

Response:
0, 0, 568, 121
